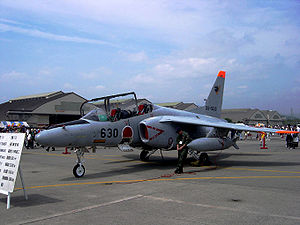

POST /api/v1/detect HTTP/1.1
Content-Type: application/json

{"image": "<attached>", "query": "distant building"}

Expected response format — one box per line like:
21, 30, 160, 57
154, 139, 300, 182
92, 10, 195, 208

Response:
221, 108, 284, 126
156, 102, 198, 111
0, 91, 89, 127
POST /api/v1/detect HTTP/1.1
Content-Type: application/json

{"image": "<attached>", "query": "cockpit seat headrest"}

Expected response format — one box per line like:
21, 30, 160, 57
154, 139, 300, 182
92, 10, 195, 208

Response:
138, 104, 145, 115
138, 104, 144, 111
111, 109, 117, 117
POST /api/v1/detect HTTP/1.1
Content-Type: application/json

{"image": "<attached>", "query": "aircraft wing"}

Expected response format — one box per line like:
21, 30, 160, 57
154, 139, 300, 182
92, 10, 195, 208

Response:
159, 116, 296, 134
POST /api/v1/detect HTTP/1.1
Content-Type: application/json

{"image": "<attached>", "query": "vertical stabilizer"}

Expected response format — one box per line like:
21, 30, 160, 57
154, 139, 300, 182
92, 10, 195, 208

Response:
204, 71, 226, 118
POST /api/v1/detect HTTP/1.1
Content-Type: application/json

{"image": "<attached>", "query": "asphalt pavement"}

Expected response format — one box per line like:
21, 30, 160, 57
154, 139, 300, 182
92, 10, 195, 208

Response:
1, 136, 300, 225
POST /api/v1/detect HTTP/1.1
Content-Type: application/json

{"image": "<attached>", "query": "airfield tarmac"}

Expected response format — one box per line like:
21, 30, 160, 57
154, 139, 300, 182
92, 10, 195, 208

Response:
1, 136, 300, 225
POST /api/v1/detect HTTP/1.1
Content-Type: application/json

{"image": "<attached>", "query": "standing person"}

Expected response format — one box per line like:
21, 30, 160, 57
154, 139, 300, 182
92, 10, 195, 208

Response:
26, 130, 32, 149
292, 125, 299, 148
28, 129, 35, 149
286, 125, 293, 149
175, 128, 192, 174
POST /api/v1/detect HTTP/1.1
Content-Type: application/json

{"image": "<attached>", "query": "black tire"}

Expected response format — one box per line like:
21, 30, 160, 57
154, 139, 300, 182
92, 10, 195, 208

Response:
200, 153, 211, 166
140, 150, 149, 161
200, 153, 208, 162
73, 164, 85, 178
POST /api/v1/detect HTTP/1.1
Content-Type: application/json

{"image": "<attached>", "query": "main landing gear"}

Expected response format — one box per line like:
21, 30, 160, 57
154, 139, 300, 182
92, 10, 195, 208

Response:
189, 150, 211, 166
199, 153, 209, 164
73, 147, 87, 178
140, 149, 158, 161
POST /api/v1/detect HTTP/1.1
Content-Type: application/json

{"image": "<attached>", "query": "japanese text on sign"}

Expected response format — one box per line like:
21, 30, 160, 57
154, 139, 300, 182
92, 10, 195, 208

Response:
0, 133, 25, 195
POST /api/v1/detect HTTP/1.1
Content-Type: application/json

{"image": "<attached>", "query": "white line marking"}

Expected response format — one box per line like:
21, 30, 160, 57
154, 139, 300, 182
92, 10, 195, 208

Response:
18, 195, 143, 225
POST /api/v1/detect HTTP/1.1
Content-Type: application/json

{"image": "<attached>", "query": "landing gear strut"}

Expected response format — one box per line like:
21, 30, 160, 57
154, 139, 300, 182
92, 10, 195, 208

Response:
73, 147, 87, 178
140, 149, 157, 161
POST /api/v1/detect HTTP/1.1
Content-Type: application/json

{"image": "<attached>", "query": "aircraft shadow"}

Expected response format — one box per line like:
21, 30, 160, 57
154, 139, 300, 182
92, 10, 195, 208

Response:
60, 152, 300, 181
0, 194, 62, 208
61, 157, 179, 181
60, 153, 227, 181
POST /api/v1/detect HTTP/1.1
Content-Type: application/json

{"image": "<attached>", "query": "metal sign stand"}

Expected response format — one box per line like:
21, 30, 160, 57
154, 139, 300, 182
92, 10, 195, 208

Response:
6, 167, 28, 209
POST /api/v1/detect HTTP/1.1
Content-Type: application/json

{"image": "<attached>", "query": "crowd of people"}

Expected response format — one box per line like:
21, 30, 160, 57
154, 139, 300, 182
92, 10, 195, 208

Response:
263, 124, 299, 149
240, 124, 299, 149
285, 124, 299, 149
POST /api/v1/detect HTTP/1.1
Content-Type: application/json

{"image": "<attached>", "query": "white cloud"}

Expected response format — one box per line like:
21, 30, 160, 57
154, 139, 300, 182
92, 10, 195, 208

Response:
38, 69, 51, 76
95, 85, 105, 90
1, 71, 28, 80
82, 71, 99, 80
37, 67, 61, 77
238, 85, 248, 89
131, 74, 156, 84
120, 51, 148, 62
0, 23, 116, 46
127, 56, 224, 90
0, 1, 205, 32
0, 1, 226, 45
178, 58, 216, 69
122, 55, 223, 103
0, 18, 29, 27
154, 64, 175, 75
81, 67, 112, 80
63, 83, 75, 89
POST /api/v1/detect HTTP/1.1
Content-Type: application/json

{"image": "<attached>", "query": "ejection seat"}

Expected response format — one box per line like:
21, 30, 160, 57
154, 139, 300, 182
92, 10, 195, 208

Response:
110, 108, 121, 121
138, 104, 153, 115
138, 104, 145, 115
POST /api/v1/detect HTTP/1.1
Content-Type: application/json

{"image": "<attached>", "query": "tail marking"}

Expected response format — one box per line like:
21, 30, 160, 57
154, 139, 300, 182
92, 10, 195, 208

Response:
217, 71, 226, 78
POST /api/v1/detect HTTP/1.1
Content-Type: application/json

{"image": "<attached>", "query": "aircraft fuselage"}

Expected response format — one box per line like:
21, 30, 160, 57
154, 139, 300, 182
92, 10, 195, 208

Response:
36, 106, 217, 150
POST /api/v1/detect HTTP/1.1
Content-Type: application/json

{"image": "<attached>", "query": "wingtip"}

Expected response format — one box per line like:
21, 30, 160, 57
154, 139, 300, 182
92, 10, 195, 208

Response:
276, 130, 299, 134
218, 71, 226, 78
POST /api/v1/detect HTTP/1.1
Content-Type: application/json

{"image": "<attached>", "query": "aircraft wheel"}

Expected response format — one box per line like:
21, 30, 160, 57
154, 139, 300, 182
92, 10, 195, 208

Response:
73, 164, 85, 178
140, 150, 150, 161
200, 153, 210, 166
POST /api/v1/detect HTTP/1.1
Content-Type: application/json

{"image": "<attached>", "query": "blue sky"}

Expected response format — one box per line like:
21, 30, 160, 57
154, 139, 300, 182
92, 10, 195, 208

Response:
0, 0, 299, 115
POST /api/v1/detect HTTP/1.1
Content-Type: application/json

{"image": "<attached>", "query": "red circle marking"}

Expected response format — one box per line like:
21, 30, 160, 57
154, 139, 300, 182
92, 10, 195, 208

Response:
123, 126, 133, 138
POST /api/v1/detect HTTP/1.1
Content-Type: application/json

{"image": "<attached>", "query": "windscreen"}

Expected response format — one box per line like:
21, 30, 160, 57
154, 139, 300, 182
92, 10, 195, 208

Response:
82, 108, 108, 122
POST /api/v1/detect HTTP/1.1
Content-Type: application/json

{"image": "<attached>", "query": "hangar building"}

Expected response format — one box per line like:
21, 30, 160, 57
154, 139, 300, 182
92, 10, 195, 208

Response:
221, 108, 284, 126
0, 91, 89, 127
156, 102, 198, 111
159, 104, 284, 126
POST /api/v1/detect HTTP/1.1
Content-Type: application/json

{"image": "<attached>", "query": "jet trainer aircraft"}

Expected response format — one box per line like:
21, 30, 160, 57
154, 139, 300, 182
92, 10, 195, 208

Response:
36, 71, 296, 178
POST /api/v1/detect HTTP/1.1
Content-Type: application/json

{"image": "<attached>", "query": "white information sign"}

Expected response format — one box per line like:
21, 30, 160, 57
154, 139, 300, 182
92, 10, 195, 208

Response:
0, 133, 25, 195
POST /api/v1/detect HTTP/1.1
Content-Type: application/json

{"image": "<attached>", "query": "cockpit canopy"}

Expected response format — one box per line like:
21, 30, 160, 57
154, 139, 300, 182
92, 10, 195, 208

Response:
80, 92, 153, 122
82, 108, 108, 122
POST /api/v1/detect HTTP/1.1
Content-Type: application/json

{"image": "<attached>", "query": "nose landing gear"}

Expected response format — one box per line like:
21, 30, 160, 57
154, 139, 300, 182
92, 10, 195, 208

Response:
73, 147, 88, 178
73, 163, 85, 178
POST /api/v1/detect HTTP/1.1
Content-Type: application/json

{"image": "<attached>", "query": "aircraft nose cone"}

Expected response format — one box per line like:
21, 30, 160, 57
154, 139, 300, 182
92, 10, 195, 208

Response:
36, 128, 73, 147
